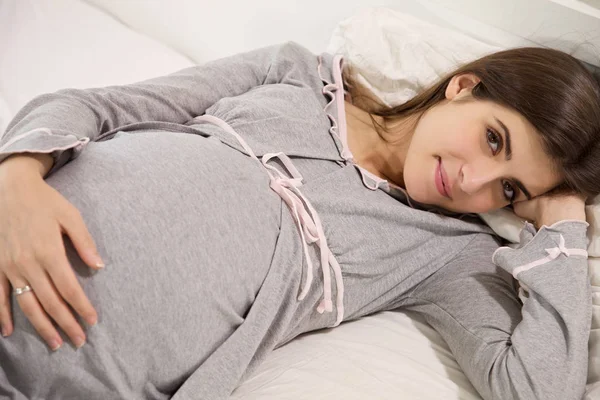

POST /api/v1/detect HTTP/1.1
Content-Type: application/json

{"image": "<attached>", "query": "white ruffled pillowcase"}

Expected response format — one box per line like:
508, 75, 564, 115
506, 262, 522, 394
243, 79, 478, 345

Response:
326, 7, 600, 397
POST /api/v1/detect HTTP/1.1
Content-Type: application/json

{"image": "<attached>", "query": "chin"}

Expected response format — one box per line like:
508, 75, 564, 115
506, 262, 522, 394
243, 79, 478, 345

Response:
404, 180, 434, 205
405, 183, 460, 212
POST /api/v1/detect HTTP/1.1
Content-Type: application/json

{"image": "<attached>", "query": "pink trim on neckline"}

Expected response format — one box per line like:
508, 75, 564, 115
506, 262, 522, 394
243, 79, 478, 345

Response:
331, 55, 351, 160
319, 55, 394, 193
318, 55, 353, 161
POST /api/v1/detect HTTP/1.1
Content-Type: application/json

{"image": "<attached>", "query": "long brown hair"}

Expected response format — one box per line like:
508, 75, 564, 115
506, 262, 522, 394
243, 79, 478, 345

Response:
343, 47, 600, 198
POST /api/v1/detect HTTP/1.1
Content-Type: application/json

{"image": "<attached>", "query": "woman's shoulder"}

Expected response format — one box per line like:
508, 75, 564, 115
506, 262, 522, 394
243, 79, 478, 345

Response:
263, 41, 322, 67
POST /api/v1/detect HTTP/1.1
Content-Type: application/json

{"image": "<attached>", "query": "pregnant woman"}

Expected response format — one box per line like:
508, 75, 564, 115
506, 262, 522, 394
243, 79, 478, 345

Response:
0, 42, 598, 400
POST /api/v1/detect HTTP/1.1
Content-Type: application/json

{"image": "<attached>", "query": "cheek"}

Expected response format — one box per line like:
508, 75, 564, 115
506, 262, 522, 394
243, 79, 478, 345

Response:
415, 115, 482, 157
402, 152, 432, 202
447, 124, 483, 155
461, 193, 501, 214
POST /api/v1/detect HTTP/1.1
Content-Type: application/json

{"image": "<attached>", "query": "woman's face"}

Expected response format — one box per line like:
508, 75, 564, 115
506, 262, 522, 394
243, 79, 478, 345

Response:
403, 74, 562, 214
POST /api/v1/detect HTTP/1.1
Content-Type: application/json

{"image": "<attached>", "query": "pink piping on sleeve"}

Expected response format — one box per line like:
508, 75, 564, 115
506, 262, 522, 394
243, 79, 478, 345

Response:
0, 128, 54, 152
541, 219, 590, 229
0, 127, 89, 155
492, 219, 590, 263
494, 234, 588, 281
190, 114, 345, 327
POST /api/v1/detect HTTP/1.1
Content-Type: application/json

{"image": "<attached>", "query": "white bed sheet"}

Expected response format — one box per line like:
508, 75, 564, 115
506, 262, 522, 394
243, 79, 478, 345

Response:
0, 0, 194, 127
232, 310, 483, 400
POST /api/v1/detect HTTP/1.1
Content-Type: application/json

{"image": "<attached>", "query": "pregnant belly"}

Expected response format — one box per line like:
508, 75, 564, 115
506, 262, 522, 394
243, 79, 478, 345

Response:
5, 130, 284, 395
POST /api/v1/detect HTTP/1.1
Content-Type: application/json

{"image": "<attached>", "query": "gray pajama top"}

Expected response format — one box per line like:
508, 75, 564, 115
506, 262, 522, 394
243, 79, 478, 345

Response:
0, 42, 592, 400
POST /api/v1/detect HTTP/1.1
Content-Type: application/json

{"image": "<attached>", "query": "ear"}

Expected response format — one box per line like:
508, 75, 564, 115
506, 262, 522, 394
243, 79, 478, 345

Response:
445, 73, 481, 100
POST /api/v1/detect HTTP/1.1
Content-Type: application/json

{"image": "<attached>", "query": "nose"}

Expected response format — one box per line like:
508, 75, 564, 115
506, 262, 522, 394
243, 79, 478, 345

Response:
459, 161, 503, 195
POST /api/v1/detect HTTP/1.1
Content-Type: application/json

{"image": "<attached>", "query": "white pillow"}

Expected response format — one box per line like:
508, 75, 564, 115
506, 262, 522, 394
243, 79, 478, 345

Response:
327, 8, 502, 108
0, 0, 194, 123
327, 7, 600, 396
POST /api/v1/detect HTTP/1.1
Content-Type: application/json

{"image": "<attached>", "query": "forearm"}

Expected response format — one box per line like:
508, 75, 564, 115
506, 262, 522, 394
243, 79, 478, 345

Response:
0, 153, 54, 178
405, 222, 591, 400
489, 220, 591, 399
0, 42, 309, 175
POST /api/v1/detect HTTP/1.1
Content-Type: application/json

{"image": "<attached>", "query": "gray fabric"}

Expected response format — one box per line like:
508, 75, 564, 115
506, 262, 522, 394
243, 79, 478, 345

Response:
0, 42, 592, 400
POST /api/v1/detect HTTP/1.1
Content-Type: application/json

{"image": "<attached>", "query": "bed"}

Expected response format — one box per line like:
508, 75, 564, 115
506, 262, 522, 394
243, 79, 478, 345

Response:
1, 0, 599, 398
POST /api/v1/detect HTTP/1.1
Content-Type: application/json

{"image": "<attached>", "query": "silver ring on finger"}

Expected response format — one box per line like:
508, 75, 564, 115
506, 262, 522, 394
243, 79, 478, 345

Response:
13, 285, 33, 296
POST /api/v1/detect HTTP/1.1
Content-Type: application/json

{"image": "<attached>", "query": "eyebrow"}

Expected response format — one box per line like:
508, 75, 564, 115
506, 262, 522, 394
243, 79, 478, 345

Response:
513, 179, 532, 201
494, 116, 532, 201
495, 117, 512, 161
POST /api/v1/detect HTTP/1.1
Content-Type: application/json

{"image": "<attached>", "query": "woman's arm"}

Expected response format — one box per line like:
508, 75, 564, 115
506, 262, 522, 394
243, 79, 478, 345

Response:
402, 221, 592, 400
3, 153, 54, 177
0, 41, 314, 176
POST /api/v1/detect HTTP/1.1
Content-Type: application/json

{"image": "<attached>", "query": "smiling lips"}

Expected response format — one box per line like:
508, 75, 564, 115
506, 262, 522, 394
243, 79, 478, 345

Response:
435, 157, 452, 199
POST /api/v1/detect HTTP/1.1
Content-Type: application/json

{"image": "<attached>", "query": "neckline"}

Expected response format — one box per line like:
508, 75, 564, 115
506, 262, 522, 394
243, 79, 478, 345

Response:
331, 55, 389, 188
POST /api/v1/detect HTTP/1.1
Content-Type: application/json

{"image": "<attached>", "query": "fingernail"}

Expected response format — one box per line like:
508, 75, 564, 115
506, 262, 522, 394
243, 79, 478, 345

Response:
86, 315, 98, 326
75, 336, 86, 349
50, 339, 62, 351
1, 323, 11, 337
89, 250, 105, 268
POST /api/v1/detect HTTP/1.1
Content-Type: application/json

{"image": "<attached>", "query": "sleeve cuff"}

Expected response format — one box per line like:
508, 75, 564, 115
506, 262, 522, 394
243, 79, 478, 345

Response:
0, 128, 89, 171
492, 220, 589, 279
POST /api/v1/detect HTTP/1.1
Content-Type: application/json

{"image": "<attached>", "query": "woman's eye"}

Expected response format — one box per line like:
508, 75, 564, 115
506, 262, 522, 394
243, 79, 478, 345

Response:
502, 180, 516, 202
486, 128, 502, 154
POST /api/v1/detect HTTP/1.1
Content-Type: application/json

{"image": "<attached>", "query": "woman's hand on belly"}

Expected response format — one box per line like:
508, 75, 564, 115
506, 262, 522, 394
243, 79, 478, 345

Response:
0, 157, 104, 350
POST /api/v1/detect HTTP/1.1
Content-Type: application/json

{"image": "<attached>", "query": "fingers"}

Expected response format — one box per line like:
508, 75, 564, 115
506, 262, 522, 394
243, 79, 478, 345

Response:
5, 239, 96, 350
0, 271, 12, 337
28, 231, 97, 348
9, 274, 64, 351
24, 268, 87, 349
43, 239, 98, 327
60, 207, 105, 270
